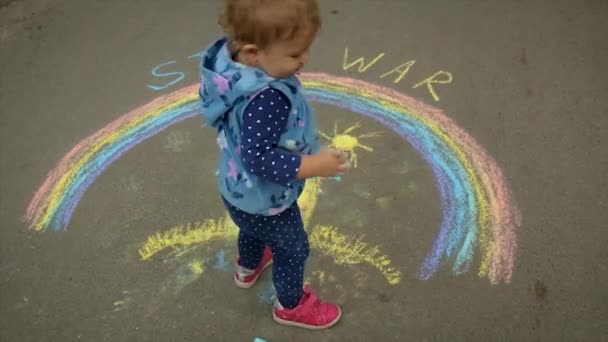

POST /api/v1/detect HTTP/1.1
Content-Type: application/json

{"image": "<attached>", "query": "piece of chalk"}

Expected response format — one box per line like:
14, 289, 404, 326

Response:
254, 338, 267, 342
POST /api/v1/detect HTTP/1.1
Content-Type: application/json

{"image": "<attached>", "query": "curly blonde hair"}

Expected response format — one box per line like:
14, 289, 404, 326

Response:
219, 0, 321, 50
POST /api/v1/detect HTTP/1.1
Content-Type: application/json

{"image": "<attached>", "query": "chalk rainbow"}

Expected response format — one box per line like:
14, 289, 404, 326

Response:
24, 73, 520, 284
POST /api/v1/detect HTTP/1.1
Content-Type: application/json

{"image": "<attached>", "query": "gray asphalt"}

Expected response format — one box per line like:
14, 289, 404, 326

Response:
1, 0, 607, 341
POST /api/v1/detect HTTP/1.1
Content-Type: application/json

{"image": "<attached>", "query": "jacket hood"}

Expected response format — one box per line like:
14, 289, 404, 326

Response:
199, 37, 280, 128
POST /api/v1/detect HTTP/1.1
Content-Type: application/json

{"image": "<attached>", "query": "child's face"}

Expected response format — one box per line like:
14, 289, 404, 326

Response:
256, 28, 317, 78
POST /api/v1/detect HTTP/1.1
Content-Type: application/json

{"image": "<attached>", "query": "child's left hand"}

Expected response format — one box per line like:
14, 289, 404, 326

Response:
330, 147, 351, 170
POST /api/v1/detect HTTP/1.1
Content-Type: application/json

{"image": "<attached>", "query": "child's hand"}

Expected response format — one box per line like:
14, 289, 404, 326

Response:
297, 147, 349, 179
317, 147, 348, 177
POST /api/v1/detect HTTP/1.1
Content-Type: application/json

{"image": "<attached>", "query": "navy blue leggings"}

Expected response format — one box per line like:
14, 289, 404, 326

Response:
223, 197, 310, 308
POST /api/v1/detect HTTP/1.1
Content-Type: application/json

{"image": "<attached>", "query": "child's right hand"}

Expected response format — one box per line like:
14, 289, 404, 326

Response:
298, 147, 349, 179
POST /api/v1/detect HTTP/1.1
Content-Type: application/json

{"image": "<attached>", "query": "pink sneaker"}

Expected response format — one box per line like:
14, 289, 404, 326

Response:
273, 285, 341, 329
234, 246, 273, 288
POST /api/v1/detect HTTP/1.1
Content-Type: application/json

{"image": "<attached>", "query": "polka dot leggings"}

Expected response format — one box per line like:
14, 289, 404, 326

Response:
223, 197, 310, 308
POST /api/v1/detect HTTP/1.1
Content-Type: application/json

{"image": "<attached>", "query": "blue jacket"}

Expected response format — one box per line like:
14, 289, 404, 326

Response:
199, 37, 320, 215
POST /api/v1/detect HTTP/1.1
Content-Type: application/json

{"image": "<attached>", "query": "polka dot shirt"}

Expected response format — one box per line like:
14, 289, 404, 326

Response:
240, 88, 301, 186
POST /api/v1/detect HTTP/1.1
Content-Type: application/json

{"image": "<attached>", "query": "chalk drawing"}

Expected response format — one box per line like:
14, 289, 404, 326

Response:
319, 122, 380, 168
24, 73, 520, 284
343, 47, 453, 102
161, 260, 204, 294
413, 71, 454, 102
310, 272, 350, 303
305, 268, 366, 303
138, 215, 237, 260
257, 282, 276, 305
309, 225, 401, 285
342, 47, 385, 72
113, 290, 133, 312
134, 168, 396, 300
380, 60, 417, 84
213, 249, 230, 271
312, 270, 327, 286
137, 175, 401, 285
146, 60, 185, 91
147, 46, 452, 101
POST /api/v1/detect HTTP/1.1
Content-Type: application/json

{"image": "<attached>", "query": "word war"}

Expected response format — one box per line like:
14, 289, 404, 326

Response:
342, 47, 453, 102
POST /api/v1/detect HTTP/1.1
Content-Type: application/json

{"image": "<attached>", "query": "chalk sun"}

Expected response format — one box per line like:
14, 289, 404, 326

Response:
319, 122, 381, 168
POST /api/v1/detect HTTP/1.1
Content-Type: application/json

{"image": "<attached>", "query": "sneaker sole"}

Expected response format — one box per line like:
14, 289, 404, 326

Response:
234, 260, 273, 289
272, 307, 342, 330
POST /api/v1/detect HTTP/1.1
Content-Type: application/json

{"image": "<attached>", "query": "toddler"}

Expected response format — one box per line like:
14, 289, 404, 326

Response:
199, 0, 347, 329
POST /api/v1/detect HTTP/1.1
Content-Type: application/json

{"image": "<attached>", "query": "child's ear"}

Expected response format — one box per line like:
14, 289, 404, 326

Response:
239, 44, 260, 65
